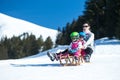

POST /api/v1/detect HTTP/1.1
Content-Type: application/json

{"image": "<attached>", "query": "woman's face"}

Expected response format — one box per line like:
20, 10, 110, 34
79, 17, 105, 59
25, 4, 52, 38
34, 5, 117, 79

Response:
83, 23, 90, 32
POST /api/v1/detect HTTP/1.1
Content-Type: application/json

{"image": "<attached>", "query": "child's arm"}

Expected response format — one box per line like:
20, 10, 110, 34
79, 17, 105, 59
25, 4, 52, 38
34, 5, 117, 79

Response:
77, 42, 83, 50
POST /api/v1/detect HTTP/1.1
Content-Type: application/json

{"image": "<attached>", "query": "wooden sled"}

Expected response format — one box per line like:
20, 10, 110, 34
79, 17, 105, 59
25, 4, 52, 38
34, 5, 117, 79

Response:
58, 52, 84, 66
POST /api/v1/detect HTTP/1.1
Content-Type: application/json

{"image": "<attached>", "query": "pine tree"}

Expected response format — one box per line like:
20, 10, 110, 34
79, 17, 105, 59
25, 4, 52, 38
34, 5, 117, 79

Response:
27, 34, 39, 55
115, 0, 120, 39
0, 38, 8, 59
64, 22, 72, 45
43, 36, 53, 51
55, 27, 62, 46
84, 0, 107, 39
37, 35, 44, 52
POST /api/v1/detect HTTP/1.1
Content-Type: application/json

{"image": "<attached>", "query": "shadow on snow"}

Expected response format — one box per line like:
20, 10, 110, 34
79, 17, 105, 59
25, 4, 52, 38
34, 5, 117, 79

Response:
10, 63, 61, 67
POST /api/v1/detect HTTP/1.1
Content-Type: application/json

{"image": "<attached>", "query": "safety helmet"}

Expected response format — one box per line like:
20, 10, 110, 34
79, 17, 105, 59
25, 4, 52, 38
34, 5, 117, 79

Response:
70, 32, 79, 42
79, 32, 86, 38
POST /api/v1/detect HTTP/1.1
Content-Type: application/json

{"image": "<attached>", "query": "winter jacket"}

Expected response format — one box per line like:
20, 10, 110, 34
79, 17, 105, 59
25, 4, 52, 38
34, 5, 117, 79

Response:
84, 31, 94, 49
69, 40, 85, 57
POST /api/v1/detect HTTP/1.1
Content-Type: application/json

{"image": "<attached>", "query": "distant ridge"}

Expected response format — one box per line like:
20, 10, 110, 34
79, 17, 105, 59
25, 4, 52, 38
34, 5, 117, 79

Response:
0, 13, 58, 42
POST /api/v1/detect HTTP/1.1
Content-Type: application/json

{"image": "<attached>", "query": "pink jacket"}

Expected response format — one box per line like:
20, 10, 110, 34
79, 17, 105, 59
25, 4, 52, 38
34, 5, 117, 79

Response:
69, 40, 85, 57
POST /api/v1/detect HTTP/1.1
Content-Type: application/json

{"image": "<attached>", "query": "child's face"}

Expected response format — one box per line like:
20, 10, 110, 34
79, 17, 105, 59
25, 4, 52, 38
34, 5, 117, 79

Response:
71, 37, 79, 42
79, 37, 84, 40
72, 38, 77, 42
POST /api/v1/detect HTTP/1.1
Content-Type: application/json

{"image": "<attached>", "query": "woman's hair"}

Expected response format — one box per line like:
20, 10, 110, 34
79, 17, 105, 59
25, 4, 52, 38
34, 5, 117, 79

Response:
83, 22, 91, 27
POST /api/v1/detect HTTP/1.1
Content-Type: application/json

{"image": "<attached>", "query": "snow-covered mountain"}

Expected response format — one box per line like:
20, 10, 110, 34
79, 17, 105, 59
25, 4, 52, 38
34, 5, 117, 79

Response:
0, 13, 58, 42
0, 37, 120, 80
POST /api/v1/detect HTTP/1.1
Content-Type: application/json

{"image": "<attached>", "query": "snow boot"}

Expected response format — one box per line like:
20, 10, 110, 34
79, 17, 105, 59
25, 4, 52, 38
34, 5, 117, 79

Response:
84, 55, 90, 62
53, 53, 59, 61
47, 52, 55, 61
74, 56, 78, 60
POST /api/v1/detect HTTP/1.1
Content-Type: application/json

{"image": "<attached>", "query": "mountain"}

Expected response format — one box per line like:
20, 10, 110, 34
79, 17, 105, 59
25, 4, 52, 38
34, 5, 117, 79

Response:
0, 37, 120, 80
0, 13, 58, 42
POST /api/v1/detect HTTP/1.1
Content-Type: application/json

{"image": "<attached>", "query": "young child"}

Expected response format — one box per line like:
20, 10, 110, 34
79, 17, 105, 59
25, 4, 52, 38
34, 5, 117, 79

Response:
79, 32, 86, 58
47, 32, 86, 61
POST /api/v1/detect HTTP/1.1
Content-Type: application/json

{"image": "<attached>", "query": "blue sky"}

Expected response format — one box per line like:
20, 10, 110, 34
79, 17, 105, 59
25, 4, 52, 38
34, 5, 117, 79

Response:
0, 0, 86, 30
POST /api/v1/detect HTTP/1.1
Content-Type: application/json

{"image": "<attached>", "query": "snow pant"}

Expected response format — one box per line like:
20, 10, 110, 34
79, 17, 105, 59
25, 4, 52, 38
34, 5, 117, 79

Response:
84, 47, 93, 57
56, 49, 80, 56
84, 47, 93, 62
81, 49, 86, 57
55, 49, 69, 59
74, 50, 81, 58
56, 49, 69, 55
56, 49, 81, 59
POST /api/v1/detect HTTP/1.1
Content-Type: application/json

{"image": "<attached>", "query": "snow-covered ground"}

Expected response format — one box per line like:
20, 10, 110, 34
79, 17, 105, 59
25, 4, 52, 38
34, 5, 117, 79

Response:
0, 37, 120, 80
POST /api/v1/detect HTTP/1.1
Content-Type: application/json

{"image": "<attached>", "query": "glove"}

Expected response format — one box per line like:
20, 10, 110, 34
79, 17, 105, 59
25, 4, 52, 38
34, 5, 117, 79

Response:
69, 49, 77, 54
83, 44, 87, 49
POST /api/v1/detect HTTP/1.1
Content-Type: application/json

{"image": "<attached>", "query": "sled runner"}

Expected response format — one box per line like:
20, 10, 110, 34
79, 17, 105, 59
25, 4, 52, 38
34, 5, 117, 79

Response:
55, 51, 84, 66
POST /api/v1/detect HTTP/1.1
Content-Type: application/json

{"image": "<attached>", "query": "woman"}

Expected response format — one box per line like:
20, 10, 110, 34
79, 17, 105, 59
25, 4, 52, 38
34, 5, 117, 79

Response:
82, 23, 94, 62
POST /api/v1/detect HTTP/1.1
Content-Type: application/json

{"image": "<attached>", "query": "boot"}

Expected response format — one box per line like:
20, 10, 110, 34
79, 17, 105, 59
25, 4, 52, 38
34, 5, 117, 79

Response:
53, 53, 59, 61
84, 55, 90, 62
74, 56, 78, 60
47, 52, 55, 61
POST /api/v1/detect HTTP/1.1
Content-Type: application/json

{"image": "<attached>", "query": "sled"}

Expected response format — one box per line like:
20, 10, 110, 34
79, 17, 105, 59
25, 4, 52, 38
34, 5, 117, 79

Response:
57, 52, 84, 66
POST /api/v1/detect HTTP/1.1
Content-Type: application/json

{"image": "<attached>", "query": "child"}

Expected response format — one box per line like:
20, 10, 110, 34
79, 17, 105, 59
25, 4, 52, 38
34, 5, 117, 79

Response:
79, 32, 86, 58
47, 32, 86, 61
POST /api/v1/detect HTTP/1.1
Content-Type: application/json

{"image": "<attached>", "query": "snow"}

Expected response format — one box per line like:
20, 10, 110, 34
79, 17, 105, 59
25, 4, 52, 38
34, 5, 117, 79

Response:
1, 13, 120, 80
0, 37, 120, 80
0, 13, 58, 42
94, 37, 120, 55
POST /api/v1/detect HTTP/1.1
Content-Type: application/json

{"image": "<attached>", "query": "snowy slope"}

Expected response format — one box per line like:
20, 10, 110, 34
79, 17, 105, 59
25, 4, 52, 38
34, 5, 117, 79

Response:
0, 38, 120, 80
0, 13, 58, 42
95, 37, 120, 55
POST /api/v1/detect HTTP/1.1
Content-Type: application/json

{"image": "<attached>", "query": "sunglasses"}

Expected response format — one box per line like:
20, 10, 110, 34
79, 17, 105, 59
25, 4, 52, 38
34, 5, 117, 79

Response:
83, 26, 88, 27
